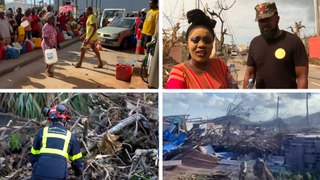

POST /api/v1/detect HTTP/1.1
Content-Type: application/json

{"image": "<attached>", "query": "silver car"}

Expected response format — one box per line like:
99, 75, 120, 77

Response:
97, 17, 136, 49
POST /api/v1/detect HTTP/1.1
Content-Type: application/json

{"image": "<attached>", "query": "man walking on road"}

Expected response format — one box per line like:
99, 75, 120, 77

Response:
74, 7, 103, 68
243, 2, 308, 89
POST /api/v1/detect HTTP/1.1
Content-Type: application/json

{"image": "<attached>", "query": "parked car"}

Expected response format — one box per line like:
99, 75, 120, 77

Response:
99, 8, 126, 27
231, 50, 238, 56
97, 17, 136, 49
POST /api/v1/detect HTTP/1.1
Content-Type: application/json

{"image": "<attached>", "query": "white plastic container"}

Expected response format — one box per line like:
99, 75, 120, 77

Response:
21, 20, 29, 28
44, 48, 58, 65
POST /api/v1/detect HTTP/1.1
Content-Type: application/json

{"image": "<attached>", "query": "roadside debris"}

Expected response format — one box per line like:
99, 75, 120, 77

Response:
0, 93, 158, 179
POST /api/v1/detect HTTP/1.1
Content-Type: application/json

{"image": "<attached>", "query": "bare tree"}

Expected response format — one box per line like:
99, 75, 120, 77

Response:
163, 22, 181, 63
226, 94, 255, 119
288, 21, 305, 38
206, 0, 236, 53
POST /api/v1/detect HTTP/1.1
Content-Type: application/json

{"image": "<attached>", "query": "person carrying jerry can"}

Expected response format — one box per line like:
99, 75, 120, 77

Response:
42, 12, 60, 77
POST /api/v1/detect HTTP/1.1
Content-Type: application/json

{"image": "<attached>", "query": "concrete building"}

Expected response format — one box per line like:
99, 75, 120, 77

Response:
284, 133, 320, 173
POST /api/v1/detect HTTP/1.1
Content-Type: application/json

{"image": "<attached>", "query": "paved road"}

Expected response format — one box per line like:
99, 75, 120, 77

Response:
0, 41, 147, 89
229, 55, 320, 89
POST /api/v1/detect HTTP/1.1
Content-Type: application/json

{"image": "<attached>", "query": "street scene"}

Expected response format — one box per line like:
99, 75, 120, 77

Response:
0, 0, 159, 89
163, 0, 320, 89
0, 93, 158, 179
163, 93, 320, 179
0, 39, 148, 89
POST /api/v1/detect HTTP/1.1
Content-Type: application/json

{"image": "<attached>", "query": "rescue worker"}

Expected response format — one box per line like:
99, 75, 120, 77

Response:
29, 104, 83, 179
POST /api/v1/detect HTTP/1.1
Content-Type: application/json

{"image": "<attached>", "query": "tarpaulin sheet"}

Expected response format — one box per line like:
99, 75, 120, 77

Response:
163, 132, 186, 155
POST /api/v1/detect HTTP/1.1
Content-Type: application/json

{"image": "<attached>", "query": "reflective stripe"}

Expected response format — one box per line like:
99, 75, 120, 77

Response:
46, 133, 70, 140
63, 130, 71, 153
42, 126, 49, 149
40, 148, 69, 159
39, 126, 71, 159
31, 146, 40, 155
69, 152, 82, 161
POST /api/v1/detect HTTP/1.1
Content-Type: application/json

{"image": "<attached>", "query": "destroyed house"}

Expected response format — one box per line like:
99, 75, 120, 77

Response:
284, 134, 320, 173
163, 114, 189, 132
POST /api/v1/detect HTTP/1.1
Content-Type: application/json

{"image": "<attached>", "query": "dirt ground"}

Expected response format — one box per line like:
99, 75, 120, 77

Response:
0, 41, 147, 89
163, 165, 257, 180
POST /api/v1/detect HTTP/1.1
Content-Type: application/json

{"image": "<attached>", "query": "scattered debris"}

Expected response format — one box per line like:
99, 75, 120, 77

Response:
0, 93, 158, 179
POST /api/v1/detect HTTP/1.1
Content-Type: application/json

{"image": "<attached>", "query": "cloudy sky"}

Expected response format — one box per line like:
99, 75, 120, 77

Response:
163, 0, 319, 45
163, 93, 320, 122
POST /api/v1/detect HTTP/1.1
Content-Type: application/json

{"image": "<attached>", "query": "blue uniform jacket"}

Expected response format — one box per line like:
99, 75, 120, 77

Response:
29, 123, 83, 179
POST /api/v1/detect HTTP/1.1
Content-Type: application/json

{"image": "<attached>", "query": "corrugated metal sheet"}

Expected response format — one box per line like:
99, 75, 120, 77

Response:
178, 150, 220, 169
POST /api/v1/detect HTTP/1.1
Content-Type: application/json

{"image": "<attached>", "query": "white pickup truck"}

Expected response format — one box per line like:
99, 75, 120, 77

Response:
99, 8, 126, 28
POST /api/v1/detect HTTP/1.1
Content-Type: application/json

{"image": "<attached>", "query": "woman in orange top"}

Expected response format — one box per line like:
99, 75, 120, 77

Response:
166, 9, 234, 89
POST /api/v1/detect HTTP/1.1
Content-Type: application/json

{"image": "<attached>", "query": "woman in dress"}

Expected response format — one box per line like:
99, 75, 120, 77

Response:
166, 9, 234, 89
42, 12, 58, 77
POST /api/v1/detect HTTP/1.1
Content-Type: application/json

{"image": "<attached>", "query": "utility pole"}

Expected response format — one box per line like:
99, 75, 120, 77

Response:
95, 0, 97, 15
314, 0, 320, 36
306, 93, 311, 127
99, 0, 102, 16
195, 0, 200, 9
276, 96, 280, 132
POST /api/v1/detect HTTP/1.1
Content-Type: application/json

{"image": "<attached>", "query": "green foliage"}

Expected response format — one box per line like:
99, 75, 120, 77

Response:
0, 93, 47, 120
70, 94, 91, 115
0, 93, 93, 121
0, 93, 138, 121
130, 173, 149, 180
10, 132, 21, 151
305, 172, 312, 180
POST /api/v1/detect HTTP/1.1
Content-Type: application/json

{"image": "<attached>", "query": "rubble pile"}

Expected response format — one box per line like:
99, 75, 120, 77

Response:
184, 125, 283, 158
0, 93, 158, 179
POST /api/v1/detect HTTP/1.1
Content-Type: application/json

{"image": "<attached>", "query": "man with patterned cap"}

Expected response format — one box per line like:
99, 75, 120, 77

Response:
243, 2, 308, 89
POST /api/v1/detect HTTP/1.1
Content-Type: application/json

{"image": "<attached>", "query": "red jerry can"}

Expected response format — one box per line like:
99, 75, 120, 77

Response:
57, 33, 65, 43
0, 50, 3, 61
25, 41, 32, 52
116, 64, 133, 82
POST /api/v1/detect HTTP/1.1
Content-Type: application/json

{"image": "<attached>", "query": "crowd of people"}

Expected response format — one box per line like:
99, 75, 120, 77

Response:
0, 0, 159, 79
0, 5, 81, 46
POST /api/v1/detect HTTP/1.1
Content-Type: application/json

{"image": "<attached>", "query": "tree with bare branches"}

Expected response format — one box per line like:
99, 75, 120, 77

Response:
226, 94, 255, 119
206, 0, 236, 54
288, 21, 305, 38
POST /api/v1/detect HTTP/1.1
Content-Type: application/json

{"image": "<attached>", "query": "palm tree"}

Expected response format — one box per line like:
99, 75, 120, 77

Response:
0, 93, 96, 121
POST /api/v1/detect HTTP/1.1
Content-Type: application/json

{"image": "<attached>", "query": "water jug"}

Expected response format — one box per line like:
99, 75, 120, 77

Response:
21, 20, 29, 28
44, 48, 58, 65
